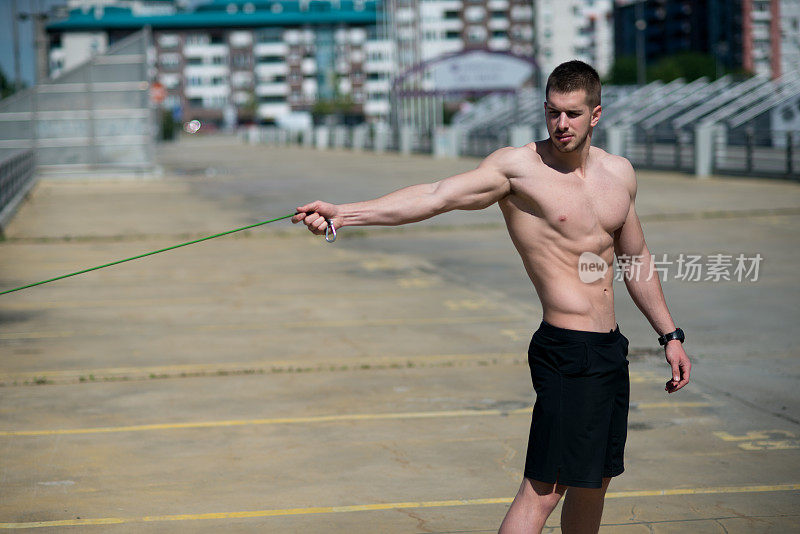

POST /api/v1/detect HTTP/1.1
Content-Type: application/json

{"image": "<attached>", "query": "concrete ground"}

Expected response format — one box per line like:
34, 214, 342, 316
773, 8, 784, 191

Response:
0, 135, 798, 532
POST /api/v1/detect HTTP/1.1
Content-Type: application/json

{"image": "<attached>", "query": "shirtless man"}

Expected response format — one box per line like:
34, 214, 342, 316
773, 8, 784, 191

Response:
292, 60, 691, 533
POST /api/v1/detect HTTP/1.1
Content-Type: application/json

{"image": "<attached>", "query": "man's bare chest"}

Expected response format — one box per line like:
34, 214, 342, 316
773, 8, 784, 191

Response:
508, 172, 630, 237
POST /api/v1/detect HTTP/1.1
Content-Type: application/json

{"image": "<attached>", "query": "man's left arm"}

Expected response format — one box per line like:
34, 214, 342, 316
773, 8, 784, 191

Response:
613, 161, 691, 394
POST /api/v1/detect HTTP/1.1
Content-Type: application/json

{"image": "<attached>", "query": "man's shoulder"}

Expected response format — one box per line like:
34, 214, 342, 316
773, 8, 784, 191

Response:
591, 146, 634, 175
481, 142, 542, 171
591, 147, 637, 196
592, 147, 636, 181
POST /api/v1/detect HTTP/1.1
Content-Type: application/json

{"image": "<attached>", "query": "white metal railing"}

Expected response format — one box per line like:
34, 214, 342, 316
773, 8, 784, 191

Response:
0, 149, 36, 233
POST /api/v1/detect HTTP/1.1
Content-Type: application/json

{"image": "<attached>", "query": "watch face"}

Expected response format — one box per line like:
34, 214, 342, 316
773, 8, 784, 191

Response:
660, 329, 685, 345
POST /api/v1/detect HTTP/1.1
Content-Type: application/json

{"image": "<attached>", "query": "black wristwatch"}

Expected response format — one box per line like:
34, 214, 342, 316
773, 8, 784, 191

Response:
658, 328, 685, 346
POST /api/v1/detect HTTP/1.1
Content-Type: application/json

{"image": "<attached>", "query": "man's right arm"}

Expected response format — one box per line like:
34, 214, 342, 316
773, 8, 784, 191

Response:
292, 147, 516, 235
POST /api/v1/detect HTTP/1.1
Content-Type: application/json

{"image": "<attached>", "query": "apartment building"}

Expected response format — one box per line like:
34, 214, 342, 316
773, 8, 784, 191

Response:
46, 0, 585, 125
614, 0, 798, 80
47, 0, 392, 124
535, 0, 614, 79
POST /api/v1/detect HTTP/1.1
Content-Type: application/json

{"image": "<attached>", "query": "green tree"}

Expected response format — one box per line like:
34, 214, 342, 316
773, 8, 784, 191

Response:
311, 95, 357, 124
604, 55, 638, 85
1, 67, 16, 99
607, 52, 729, 85
647, 52, 718, 83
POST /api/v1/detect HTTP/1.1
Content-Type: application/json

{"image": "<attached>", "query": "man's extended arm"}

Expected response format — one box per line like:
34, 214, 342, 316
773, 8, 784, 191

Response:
612, 160, 691, 394
292, 148, 514, 234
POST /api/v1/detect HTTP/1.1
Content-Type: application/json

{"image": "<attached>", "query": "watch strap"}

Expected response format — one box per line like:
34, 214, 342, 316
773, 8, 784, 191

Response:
658, 327, 685, 346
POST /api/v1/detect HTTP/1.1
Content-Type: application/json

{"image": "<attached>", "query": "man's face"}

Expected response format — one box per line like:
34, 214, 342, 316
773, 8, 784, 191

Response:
544, 90, 601, 153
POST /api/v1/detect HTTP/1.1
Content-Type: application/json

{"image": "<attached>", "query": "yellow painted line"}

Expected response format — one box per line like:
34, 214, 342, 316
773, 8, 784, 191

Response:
605, 483, 800, 499
279, 315, 524, 329
0, 359, 669, 387
713, 430, 796, 441
0, 290, 446, 311
0, 402, 715, 437
0, 297, 210, 310
0, 484, 797, 529
632, 401, 716, 409
0, 352, 521, 384
0, 408, 526, 437
0, 315, 527, 340
0, 331, 76, 340
0, 518, 127, 529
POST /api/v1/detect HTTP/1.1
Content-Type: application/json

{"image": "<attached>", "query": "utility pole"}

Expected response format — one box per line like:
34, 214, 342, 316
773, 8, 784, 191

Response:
11, 0, 22, 91
635, 0, 647, 86
34, 11, 50, 84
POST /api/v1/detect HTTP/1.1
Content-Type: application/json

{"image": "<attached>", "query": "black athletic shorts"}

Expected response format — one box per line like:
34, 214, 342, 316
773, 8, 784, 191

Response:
523, 320, 630, 489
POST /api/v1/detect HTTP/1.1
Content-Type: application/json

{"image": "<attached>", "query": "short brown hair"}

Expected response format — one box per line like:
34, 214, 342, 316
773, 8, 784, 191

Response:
545, 60, 601, 108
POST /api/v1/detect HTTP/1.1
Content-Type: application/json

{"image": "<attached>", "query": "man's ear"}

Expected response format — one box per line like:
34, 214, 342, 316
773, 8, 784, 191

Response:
590, 105, 602, 127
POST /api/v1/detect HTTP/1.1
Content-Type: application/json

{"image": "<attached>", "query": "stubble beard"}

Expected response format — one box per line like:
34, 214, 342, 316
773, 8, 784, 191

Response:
551, 128, 590, 153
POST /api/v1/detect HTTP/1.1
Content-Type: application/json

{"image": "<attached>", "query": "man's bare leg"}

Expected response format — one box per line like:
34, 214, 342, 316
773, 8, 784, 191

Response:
498, 477, 567, 534
559, 477, 611, 534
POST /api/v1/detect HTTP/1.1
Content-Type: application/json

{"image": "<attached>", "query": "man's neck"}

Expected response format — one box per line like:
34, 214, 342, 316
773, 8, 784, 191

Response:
544, 135, 593, 178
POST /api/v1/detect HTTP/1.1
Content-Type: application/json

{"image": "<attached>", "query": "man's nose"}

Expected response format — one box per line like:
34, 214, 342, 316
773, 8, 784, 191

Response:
558, 113, 569, 129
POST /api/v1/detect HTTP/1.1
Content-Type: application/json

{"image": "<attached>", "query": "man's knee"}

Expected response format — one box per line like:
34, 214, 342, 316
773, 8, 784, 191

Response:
515, 477, 565, 513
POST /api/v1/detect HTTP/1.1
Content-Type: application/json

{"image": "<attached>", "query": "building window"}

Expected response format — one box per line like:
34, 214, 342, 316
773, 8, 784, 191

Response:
258, 73, 287, 83
158, 34, 180, 49
233, 53, 250, 68
258, 56, 284, 64
511, 6, 533, 21
467, 26, 488, 42
185, 34, 209, 45
512, 25, 533, 41
159, 75, 180, 89
259, 95, 285, 103
163, 94, 181, 109
160, 54, 181, 68
207, 96, 227, 108
256, 28, 284, 43
465, 6, 486, 22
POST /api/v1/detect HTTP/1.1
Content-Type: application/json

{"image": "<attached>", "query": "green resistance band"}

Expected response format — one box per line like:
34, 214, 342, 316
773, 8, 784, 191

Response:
0, 212, 332, 296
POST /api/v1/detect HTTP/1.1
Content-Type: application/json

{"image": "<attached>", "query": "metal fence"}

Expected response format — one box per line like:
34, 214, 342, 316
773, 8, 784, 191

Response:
451, 75, 800, 180
712, 130, 798, 178
0, 30, 155, 172
0, 149, 37, 233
